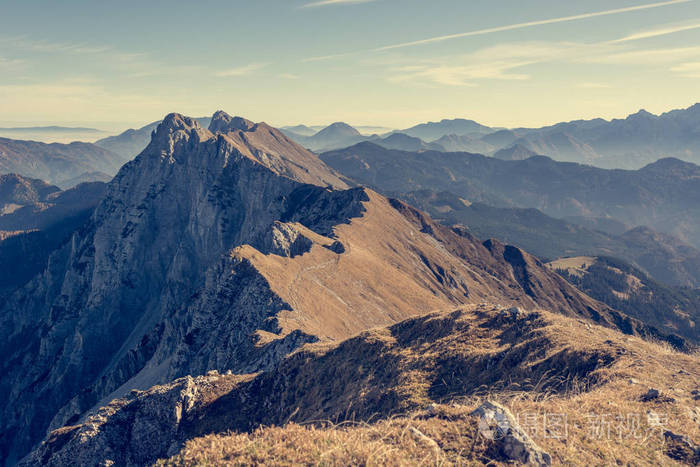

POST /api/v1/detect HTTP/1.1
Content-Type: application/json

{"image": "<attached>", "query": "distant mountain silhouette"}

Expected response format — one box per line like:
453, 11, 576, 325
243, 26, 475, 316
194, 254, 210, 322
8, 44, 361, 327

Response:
306, 103, 700, 169
480, 129, 519, 147
321, 143, 700, 249
280, 124, 316, 137
0, 137, 123, 186
504, 103, 700, 168
397, 190, 700, 288
433, 133, 495, 153
399, 118, 493, 141
373, 133, 444, 152
0, 125, 101, 133
493, 143, 539, 161
512, 131, 601, 164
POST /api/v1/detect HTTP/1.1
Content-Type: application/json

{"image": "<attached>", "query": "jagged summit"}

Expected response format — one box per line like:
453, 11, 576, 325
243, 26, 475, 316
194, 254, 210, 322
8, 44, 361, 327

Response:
161, 112, 202, 131
208, 110, 255, 134
140, 111, 348, 189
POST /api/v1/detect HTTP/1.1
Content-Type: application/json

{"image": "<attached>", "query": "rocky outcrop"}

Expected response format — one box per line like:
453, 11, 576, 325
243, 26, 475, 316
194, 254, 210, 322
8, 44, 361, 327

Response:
21, 373, 242, 467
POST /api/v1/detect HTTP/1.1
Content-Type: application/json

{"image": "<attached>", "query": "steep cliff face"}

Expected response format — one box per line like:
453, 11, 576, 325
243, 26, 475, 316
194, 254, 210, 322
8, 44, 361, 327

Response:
0, 112, 668, 465
0, 112, 345, 464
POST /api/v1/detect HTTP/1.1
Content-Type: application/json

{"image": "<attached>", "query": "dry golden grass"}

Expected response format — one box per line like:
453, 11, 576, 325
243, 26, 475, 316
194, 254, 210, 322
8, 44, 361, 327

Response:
159, 410, 489, 467
154, 306, 699, 466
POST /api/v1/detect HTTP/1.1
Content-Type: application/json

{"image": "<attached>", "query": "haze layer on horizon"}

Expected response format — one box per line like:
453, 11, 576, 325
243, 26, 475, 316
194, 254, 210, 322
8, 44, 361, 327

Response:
1, 0, 700, 130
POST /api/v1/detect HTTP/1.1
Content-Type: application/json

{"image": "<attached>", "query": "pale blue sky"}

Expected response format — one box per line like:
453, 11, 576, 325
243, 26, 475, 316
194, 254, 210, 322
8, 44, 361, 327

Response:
1, 0, 699, 129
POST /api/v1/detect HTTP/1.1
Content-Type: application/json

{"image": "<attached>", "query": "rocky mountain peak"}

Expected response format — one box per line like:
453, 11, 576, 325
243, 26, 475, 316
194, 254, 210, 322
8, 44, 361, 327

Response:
627, 108, 656, 120
208, 110, 256, 134
316, 122, 361, 137
147, 113, 211, 157
159, 112, 203, 133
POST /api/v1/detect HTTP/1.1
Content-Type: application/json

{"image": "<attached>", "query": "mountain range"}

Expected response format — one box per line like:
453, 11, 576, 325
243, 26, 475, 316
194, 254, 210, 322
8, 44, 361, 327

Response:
2, 111, 686, 465
397, 191, 700, 290
0, 137, 121, 188
398, 118, 494, 141
320, 143, 700, 250
0, 126, 102, 134
0, 127, 109, 145
91, 103, 700, 171
511, 105, 700, 168
280, 118, 497, 153
439, 104, 700, 169
278, 103, 700, 169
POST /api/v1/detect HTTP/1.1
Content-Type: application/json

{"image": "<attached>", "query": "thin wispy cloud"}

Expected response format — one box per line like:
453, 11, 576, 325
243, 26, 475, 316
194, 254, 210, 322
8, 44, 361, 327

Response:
279, 73, 300, 79
302, 0, 374, 8
584, 46, 700, 64
215, 63, 268, 77
302, 52, 355, 62
388, 35, 700, 88
610, 20, 700, 42
387, 42, 612, 87
376, 0, 691, 51
671, 61, 700, 76
0, 34, 110, 54
0, 56, 25, 71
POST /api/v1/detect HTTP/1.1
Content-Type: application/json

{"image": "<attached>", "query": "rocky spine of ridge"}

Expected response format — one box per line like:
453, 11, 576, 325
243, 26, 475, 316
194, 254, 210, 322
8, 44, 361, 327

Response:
26, 306, 614, 466
0, 111, 685, 465
25, 305, 700, 466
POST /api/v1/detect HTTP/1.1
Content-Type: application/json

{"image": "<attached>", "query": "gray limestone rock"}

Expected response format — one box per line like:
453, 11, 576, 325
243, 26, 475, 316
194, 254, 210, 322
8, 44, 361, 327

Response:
471, 401, 551, 466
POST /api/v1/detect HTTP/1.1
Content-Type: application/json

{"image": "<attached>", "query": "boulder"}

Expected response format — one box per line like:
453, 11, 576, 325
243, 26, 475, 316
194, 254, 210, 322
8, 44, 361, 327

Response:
471, 401, 551, 466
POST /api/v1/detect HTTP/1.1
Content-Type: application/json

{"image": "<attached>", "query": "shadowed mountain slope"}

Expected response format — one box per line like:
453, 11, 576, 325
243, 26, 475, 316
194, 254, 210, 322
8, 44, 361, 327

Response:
397, 190, 700, 289
320, 143, 700, 249
550, 256, 700, 343
0, 174, 107, 296
0, 179, 107, 297
0, 174, 60, 211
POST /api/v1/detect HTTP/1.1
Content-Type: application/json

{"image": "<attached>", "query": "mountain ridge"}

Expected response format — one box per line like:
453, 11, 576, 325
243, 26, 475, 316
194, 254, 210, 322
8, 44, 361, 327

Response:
25, 304, 700, 466
320, 143, 700, 248
0, 137, 124, 187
